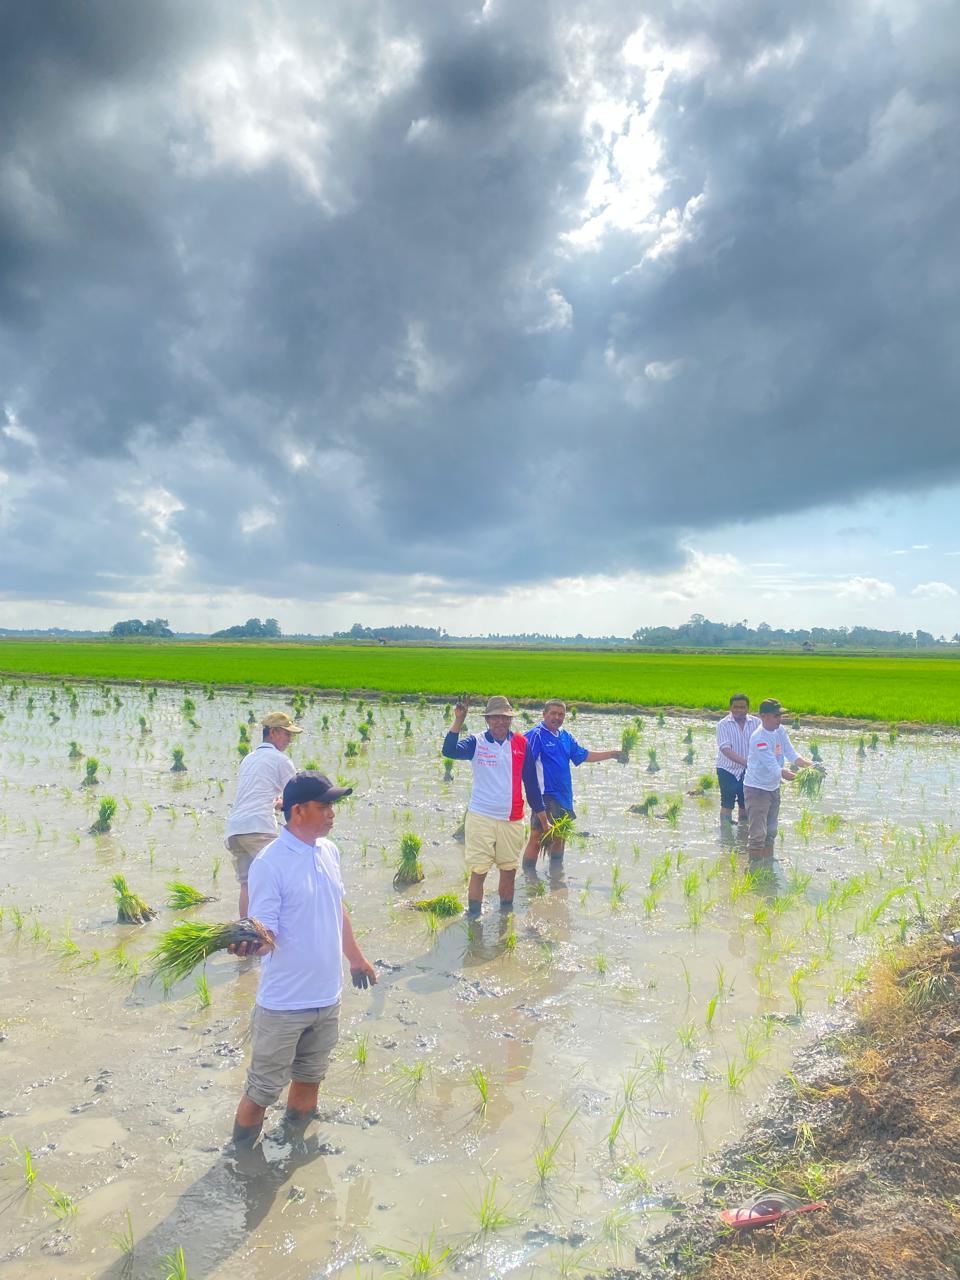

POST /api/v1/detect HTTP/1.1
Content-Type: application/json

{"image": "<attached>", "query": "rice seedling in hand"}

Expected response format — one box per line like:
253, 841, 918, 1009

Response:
620, 725, 640, 760
796, 768, 824, 799
393, 832, 425, 887
540, 812, 575, 848
166, 881, 217, 909
442, 757, 455, 781
112, 874, 157, 924
646, 747, 660, 773
410, 893, 463, 916
149, 918, 274, 985
170, 746, 187, 772
82, 757, 100, 787
90, 797, 118, 834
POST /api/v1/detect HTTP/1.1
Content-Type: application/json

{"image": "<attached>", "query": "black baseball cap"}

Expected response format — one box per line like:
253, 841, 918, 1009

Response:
758, 698, 787, 716
283, 771, 353, 809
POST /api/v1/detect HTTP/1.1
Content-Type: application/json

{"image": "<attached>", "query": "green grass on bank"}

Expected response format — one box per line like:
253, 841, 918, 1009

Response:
0, 641, 958, 724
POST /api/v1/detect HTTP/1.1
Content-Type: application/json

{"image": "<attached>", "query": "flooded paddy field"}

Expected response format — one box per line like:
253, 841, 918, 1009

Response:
1, 681, 959, 1278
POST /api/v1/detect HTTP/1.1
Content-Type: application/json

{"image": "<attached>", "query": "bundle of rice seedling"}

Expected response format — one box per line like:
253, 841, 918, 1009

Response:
393, 832, 425, 887
628, 794, 659, 816
795, 768, 824, 799
112, 874, 157, 925
540, 813, 575, 847
620, 725, 640, 759
149, 917, 274, 986
687, 774, 715, 796
90, 797, 118, 834
166, 881, 217, 909
410, 893, 463, 917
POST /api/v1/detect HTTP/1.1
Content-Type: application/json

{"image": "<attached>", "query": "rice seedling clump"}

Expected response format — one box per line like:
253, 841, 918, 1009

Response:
166, 881, 217, 909
410, 893, 463, 917
393, 832, 425, 887
149, 917, 275, 986
112, 874, 157, 925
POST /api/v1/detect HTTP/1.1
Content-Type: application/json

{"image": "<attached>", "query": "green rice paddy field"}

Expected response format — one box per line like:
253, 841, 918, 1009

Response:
0, 641, 957, 724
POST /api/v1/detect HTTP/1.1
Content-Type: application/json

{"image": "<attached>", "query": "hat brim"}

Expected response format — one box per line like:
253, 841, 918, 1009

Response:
484, 710, 515, 718
324, 785, 353, 802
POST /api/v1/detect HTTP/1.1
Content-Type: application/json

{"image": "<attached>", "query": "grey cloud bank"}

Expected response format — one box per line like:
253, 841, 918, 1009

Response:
1, 0, 958, 611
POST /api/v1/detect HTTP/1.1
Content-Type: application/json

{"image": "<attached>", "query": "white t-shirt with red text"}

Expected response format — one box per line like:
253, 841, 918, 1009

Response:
743, 724, 798, 791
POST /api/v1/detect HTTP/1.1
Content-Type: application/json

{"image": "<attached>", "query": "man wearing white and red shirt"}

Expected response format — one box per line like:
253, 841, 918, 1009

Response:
442, 695, 545, 915
715, 693, 761, 825
743, 699, 818, 858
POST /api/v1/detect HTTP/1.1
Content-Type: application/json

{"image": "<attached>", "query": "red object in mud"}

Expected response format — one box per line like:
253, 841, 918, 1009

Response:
721, 1191, 827, 1230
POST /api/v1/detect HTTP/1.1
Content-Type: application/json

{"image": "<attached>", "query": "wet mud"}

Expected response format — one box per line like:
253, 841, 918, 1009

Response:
0, 683, 958, 1276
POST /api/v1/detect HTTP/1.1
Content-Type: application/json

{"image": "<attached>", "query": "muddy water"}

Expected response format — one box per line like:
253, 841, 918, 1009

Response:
1, 684, 958, 1277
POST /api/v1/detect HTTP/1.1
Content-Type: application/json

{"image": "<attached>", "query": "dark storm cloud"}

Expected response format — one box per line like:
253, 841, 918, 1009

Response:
0, 0, 958, 605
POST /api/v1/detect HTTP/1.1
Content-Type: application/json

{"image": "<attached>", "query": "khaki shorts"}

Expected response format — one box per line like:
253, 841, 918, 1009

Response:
464, 811, 525, 875
245, 1002, 341, 1107
226, 833, 274, 885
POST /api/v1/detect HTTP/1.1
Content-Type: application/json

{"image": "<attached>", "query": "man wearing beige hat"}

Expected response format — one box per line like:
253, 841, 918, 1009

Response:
442, 695, 546, 915
225, 711, 301, 916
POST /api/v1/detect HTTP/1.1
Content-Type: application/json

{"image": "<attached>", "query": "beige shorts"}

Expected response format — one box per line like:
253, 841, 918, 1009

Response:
245, 1002, 341, 1107
226, 833, 274, 885
464, 811, 525, 875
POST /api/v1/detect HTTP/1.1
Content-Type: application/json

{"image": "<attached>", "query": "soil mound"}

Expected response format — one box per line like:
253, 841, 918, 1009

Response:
626, 926, 960, 1280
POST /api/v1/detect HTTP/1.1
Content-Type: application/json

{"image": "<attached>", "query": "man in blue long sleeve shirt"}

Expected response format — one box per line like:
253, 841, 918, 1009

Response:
442, 694, 545, 914
523, 700, 625, 866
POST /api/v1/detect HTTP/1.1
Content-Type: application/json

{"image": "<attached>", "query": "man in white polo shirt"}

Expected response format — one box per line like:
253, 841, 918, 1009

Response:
442, 695, 546, 915
231, 771, 377, 1146
743, 698, 819, 858
225, 711, 300, 917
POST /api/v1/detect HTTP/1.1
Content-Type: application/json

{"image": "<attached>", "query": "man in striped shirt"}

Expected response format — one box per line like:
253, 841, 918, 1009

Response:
715, 693, 760, 826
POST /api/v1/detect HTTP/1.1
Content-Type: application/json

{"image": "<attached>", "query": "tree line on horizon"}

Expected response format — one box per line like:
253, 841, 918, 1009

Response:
1, 612, 956, 649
